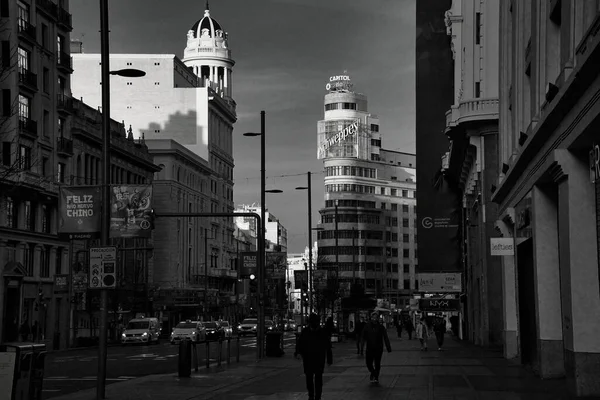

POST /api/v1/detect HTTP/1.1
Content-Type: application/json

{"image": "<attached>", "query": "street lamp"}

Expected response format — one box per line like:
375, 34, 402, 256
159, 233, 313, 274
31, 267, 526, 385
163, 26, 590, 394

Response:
243, 111, 282, 360
98, 1, 146, 399
295, 171, 314, 313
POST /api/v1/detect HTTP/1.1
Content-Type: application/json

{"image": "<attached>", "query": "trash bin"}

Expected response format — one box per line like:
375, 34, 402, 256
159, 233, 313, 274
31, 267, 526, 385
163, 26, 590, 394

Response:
178, 339, 192, 377
0, 342, 34, 400
265, 331, 284, 357
30, 343, 46, 400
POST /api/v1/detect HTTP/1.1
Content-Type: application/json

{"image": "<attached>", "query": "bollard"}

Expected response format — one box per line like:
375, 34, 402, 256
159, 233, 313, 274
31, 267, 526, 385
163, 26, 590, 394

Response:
205, 340, 210, 369
178, 340, 192, 378
192, 342, 198, 372
236, 335, 240, 363
227, 337, 231, 365
217, 338, 222, 366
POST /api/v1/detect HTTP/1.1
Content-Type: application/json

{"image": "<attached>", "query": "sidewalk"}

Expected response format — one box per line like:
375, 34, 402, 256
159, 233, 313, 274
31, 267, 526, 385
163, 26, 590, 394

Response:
46, 333, 596, 400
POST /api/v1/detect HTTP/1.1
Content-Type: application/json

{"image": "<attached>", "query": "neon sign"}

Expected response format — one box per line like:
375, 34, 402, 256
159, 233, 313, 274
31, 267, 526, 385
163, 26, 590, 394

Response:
325, 75, 353, 91
318, 121, 359, 157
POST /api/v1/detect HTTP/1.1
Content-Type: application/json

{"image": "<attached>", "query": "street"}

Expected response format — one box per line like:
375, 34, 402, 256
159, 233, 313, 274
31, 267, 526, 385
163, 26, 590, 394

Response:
42, 332, 297, 399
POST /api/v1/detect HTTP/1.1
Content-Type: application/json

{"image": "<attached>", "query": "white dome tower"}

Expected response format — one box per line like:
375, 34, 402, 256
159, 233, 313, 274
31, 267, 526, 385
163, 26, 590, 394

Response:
183, 1, 235, 99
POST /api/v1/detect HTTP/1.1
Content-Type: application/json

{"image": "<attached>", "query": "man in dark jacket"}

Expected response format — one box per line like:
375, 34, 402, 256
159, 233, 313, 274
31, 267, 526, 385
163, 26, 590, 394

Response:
295, 313, 333, 400
360, 311, 392, 383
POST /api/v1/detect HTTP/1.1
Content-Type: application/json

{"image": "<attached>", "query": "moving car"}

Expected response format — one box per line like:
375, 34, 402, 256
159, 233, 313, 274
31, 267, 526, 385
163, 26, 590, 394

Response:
285, 320, 296, 332
203, 321, 224, 340
121, 317, 161, 345
220, 321, 233, 338
238, 318, 258, 336
170, 320, 205, 344
265, 320, 275, 331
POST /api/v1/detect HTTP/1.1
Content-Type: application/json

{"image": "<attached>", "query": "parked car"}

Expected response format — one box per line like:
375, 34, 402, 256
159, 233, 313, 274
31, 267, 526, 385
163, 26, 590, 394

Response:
238, 318, 258, 336
170, 320, 205, 344
121, 317, 161, 345
203, 321, 224, 340
219, 321, 233, 338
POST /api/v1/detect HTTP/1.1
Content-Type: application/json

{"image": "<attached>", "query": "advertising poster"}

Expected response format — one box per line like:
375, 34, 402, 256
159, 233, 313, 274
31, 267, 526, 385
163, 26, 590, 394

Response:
294, 270, 307, 290
58, 186, 102, 239
110, 185, 153, 238
240, 252, 257, 278
266, 252, 287, 279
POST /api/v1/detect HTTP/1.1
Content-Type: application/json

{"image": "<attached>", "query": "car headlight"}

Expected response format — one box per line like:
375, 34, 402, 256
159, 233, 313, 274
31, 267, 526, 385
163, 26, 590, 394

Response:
253, 325, 257, 329
121, 333, 126, 338
142, 332, 148, 337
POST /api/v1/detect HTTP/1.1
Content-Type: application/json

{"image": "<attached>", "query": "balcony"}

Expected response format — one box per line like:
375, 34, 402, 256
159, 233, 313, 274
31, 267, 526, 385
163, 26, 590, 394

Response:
37, 0, 58, 18
18, 68, 38, 91
57, 52, 73, 73
56, 137, 73, 156
57, 93, 74, 113
445, 98, 499, 131
57, 8, 73, 31
18, 19, 36, 43
18, 116, 37, 138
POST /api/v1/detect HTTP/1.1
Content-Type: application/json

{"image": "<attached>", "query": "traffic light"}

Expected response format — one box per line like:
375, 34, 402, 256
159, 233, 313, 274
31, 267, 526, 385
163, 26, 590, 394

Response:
249, 275, 257, 294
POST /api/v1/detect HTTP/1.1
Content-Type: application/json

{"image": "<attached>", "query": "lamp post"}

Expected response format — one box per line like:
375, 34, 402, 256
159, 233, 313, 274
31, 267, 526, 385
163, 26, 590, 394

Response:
295, 171, 313, 313
98, 1, 146, 398
243, 111, 282, 360
334, 199, 339, 316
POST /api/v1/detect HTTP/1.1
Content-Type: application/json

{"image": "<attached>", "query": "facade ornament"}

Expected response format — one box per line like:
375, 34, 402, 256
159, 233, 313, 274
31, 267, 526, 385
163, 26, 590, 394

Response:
187, 30, 194, 40
127, 125, 134, 140
201, 28, 210, 38
444, 10, 453, 35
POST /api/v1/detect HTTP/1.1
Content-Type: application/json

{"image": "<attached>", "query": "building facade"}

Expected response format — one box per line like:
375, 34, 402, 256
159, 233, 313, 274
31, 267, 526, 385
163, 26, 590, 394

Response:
492, 1, 600, 396
442, 0, 503, 349
316, 74, 417, 309
0, 0, 74, 348
234, 204, 288, 254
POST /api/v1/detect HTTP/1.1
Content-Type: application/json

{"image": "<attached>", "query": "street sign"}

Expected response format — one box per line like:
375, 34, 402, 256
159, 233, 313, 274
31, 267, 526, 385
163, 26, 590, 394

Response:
89, 247, 117, 289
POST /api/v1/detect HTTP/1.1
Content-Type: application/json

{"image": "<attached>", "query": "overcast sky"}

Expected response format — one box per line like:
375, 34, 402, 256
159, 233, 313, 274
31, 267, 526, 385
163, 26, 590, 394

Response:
71, 0, 416, 253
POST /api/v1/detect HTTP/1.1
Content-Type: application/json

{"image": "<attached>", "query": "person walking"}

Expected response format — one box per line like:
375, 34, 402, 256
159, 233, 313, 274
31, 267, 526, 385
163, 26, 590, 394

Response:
416, 316, 430, 351
354, 316, 365, 354
405, 318, 414, 340
294, 313, 333, 400
360, 311, 392, 384
434, 316, 446, 351
395, 319, 402, 338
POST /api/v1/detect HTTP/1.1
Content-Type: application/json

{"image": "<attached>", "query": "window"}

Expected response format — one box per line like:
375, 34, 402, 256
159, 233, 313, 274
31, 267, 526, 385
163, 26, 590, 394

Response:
43, 110, 49, 136
403, 249, 410, 258
58, 76, 66, 94
43, 68, 49, 93
58, 117, 65, 137
380, 202, 386, 210
402, 190, 408, 197
370, 124, 379, 132
17, 1, 29, 27
42, 204, 51, 233
402, 204, 409, 213
475, 12, 481, 45
57, 162, 65, 183
391, 204, 397, 211
19, 145, 31, 170
403, 218, 409, 228
403, 234, 409, 243
41, 24, 48, 48
5, 197, 15, 228
403, 264, 409, 273
55, 248, 62, 274
57, 34, 64, 55
18, 94, 30, 118
403, 279, 410, 289
18, 47, 30, 71
24, 244, 34, 276
24, 200, 33, 230
41, 157, 48, 177
40, 246, 50, 277
2, 142, 11, 166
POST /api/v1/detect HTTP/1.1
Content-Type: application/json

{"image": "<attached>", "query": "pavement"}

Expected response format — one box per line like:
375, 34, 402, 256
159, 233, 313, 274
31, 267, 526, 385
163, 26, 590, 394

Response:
43, 332, 597, 400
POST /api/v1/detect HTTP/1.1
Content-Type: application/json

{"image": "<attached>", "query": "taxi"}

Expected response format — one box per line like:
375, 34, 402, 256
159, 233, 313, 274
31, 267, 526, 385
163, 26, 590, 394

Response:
170, 320, 205, 344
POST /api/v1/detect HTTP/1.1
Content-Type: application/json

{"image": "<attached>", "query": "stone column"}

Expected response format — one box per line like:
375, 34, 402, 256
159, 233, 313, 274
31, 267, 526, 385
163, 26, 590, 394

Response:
554, 149, 600, 396
531, 184, 564, 377
223, 67, 228, 96
495, 218, 518, 359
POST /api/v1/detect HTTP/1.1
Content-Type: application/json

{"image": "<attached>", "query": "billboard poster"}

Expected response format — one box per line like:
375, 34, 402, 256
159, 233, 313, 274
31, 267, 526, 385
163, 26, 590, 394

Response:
58, 186, 102, 239
266, 252, 287, 279
240, 252, 257, 279
313, 270, 327, 290
417, 273, 462, 292
416, 0, 462, 273
294, 270, 307, 289
110, 185, 153, 238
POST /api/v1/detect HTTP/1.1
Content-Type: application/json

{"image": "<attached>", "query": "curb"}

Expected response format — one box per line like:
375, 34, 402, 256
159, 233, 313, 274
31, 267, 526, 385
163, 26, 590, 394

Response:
48, 342, 122, 354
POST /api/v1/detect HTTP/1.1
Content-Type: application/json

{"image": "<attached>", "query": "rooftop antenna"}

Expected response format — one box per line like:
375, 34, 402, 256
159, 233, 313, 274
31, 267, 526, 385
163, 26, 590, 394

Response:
206, 0, 209, 10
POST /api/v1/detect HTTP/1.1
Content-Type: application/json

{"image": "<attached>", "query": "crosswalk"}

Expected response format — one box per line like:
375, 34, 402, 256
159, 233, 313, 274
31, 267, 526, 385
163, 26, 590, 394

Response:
241, 335, 297, 348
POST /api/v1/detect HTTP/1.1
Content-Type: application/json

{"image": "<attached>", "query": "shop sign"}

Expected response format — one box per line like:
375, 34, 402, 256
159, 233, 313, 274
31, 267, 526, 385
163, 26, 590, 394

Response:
417, 273, 462, 292
110, 185, 153, 238
325, 74, 353, 91
419, 298, 460, 311
58, 186, 102, 239
590, 143, 599, 183
490, 238, 515, 256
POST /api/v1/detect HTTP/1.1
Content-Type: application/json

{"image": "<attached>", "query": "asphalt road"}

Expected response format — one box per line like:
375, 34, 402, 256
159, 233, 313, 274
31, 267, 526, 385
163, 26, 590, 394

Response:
42, 332, 297, 399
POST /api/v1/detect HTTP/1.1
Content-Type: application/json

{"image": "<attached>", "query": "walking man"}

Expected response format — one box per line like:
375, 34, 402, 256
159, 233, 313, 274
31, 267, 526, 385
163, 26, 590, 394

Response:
405, 318, 414, 340
416, 316, 430, 351
434, 316, 446, 351
354, 315, 365, 354
295, 313, 333, 400
360, 311, 392, 383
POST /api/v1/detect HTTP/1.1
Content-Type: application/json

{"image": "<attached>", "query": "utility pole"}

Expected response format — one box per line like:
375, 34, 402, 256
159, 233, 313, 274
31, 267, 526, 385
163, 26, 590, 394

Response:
307, 171, 313, 313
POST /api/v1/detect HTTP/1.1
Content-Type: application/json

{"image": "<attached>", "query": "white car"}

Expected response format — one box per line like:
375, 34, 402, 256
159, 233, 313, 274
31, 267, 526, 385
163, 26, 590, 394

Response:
170, 320, 205, 344
219, 321, 233, 338
238, 318, 258, 336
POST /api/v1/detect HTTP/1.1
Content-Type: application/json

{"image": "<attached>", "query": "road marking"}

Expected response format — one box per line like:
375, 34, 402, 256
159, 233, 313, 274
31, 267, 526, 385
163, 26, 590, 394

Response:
117, 376, 138, 379
44, 377, 129, 381
47, 376, 68, 379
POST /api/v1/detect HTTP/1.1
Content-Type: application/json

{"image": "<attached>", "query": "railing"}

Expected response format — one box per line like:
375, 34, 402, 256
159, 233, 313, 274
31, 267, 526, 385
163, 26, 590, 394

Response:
57, 93, 73, 111
57, 8, 72, 29
178, 336, 241, 377
37, 0, 58, 18
18, 19, 36, 40
446, 98, 499, 129
19, 116, 37, 137
56, 137, 73, 155
57, 52, 73, 71
19, 68, 37, 89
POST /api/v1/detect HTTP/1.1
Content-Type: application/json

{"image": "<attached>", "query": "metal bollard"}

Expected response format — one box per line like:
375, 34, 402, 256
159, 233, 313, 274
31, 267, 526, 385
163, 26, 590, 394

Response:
227, 337, 231, 365
205, 340, 210, 369
178, 340, 192, 378
217, 338, 222, 366
192, 342, 199, 372
236, 335, 240, 363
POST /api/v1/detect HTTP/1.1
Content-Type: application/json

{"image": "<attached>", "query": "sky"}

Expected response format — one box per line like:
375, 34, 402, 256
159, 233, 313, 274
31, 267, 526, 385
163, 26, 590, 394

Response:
71, 0, 416, 253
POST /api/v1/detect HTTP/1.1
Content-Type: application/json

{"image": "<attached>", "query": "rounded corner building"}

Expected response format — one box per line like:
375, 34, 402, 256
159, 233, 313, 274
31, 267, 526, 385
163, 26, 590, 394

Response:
316, 74, 418, 312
